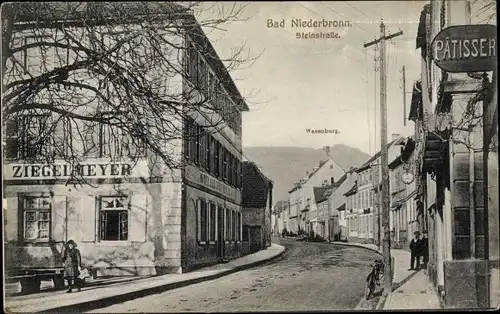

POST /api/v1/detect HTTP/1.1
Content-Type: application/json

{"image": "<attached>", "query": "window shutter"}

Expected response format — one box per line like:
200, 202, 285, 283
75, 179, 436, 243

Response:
52, 195, 67, 242
4, 197, 18, 241
80, 195, 96, 242
129, 194, 147, 242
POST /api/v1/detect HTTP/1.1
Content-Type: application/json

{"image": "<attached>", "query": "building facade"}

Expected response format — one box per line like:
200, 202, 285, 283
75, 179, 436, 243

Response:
413, 1, 499, 309
3, 3, 249, 292
241, 161, 273, 254
346, 136, 405, 244
287, 158, 345, 234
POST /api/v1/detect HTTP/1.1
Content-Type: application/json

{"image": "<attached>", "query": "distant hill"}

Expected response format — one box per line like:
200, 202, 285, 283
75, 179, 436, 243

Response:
243, 145, 371, 204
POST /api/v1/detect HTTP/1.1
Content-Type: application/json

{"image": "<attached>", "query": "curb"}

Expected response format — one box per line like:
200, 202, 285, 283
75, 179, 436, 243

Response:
330, 241, 382, 256
36, 246, 286, 313
376, 291, 389, 310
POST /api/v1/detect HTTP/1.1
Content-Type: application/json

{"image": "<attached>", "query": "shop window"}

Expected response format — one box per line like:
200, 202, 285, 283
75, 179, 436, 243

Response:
99, 196, 129, 241
21, 196, 51, 241
198, 199, 208, 243
209, 203, 216, 242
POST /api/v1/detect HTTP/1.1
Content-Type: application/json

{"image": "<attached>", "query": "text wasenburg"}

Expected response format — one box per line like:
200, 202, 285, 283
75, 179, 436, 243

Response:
306, 128, 340, 134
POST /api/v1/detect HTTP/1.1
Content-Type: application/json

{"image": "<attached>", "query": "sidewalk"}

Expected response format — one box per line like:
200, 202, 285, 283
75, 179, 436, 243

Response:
4, 243, 285, 313
330, 241, 441, 310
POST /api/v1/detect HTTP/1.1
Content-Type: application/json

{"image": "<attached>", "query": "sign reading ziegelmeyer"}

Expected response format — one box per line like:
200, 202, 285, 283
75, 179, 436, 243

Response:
431, 24, 496, 73
4, 161, 149, 180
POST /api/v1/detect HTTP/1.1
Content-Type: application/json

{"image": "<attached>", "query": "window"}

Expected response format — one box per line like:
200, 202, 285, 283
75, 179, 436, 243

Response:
222, 148, 228, 181
209, 136, 216, 174
215, 141, 221, 177
225, 208, 230, 241
98, 113, 144, 159
205, 134, 211, 171
209, 203, 216, 242
99, 196, 129, 241
237, 212, 241, 241
198, 55, 208, 94
198, 199, 208, 243
5, 118, 19, 159
243, 224, 249, 241
18, 114, 53, 159
183, 117, 192, 160
208, 72, 215, 101
21, 196, 51, 241
195, 125, 201, 165
186, 43, 198, 85
232, 210, 237, 241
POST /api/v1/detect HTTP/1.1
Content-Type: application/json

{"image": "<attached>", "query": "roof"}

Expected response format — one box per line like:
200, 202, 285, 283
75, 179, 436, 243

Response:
343, 183, 358, 197
336, 203, 346, 211
242, 161, 273, 208
288, 157, 344, 194
313, 186, 335, 204
8, 2, 249, 112
355, 137, 405, 173
329, 174, 356, 213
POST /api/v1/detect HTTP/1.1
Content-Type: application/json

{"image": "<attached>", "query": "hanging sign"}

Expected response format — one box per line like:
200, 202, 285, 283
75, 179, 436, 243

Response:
401, 172, 415, 185
431, 24, 497, 73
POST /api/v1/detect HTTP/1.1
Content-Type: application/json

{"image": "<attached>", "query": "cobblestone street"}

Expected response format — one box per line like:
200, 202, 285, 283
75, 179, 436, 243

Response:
90, 238, 381, 312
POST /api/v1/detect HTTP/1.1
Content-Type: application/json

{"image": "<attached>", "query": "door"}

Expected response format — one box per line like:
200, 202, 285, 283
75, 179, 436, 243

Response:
217, 207, 224, 259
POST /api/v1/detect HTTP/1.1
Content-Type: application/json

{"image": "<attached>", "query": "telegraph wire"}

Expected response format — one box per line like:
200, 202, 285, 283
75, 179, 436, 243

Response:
342, 1, 376, 24
298, 3, 368, 57
319, 2, 377, 38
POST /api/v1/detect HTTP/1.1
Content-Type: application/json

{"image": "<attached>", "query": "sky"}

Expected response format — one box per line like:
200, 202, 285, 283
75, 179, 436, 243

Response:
196, 1, 493, 156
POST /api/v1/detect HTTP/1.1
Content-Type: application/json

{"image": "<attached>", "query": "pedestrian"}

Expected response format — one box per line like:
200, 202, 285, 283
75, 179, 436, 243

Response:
408, 231, 422, 271
61, 239, 83, 293
421, 230, 429, 269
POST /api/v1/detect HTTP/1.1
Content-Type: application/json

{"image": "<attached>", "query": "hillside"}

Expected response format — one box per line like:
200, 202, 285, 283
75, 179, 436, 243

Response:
243, 145, 370, 204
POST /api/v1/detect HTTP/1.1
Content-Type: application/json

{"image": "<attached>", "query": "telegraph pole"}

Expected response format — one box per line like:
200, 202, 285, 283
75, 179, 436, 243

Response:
364, 21, 403, 295
402, 65, 406, 126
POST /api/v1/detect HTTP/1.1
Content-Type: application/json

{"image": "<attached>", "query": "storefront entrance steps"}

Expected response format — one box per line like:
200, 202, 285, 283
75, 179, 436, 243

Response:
4, 243, 285, 313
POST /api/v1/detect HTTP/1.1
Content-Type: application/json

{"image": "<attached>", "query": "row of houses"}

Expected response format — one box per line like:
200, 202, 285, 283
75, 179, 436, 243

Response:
2, 2, 273, 294
273, 133, 416, 247
274, 0, 498, 309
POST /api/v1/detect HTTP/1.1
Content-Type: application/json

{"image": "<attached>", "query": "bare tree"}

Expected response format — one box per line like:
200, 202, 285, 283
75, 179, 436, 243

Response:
472, 0, 496, 24
2, 2, 259, 184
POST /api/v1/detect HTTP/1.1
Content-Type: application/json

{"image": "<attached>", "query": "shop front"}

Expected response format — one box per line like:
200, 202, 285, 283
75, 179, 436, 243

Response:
3, 159, 183, 292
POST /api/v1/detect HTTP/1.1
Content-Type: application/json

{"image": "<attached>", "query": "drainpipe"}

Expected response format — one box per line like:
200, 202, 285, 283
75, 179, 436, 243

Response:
469, 125, 475, 258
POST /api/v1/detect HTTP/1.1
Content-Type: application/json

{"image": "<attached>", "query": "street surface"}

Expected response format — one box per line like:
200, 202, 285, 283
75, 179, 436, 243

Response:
90, 238, 381, 312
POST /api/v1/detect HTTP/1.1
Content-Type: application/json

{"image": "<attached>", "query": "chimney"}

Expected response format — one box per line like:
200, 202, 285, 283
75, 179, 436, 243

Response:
306, 171, 309, 177
392, 133, 401, 141
330, 177, 334, 184
324, 146, 330, 156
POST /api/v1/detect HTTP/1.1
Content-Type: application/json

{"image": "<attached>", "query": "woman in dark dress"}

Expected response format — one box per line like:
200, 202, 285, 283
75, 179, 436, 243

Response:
62, 239, 82, 293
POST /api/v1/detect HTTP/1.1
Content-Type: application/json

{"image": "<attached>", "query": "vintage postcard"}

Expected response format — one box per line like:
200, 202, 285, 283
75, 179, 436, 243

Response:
2, 1, 498, 312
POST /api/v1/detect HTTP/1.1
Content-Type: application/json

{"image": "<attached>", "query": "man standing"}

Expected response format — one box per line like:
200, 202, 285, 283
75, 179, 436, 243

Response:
409, 231, 422, 270
421, 230, 429, 269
